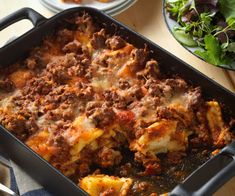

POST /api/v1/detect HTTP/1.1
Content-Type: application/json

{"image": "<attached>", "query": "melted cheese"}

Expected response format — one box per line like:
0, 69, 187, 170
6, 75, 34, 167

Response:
206, 101, 224, 132
9, 69, 34, 88
63, 116, 104, 160
206, 101, 232, 146
26, 130, 57, 161
91, 76, 113, 91
131, 120, 188, 155
80, 175, 133, 196
0, 90, 20, 113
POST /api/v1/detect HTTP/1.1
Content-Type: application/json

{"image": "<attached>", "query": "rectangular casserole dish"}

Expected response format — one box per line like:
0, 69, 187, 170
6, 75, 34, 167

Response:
0, 7, 235, 196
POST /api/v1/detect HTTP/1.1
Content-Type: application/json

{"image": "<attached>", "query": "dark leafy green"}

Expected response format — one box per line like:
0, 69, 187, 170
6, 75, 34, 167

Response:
173, 29, 198, 46
195, 35, 231, 65
227, 42, 235, 53
166, 0, 235, 68
227, 17, 235, 30
219, 0, 235, 20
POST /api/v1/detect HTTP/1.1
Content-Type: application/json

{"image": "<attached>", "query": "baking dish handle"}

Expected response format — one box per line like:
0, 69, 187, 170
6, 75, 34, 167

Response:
170, 141, 235, 196
0, 7, 46, 31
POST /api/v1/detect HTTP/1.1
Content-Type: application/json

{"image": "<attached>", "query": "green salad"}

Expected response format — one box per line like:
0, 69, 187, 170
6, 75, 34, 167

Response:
166, 0, 235, 68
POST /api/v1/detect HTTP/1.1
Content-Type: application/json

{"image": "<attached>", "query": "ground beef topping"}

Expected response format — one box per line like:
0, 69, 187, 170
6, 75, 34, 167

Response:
105, 36, 126, 50
0, 79, 15, 93
90, 29, 106, 49
87, 103, 115, 127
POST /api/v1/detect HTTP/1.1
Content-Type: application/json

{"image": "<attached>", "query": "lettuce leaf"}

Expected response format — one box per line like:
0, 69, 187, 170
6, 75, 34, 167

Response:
219, 0, 235, 20
195, 35, 231, 65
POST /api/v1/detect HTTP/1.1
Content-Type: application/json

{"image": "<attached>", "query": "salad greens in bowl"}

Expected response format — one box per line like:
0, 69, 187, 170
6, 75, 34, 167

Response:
163, 0, 235, 70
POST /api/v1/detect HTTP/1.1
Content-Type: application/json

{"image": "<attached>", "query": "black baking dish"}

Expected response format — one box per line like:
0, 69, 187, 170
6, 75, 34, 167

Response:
0, 7, 235, 196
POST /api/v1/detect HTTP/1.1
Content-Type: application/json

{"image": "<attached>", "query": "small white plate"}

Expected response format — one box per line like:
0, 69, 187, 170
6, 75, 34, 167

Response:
105, 0, 137, 16
40, 0, 137, 16
41, 0, 126, 11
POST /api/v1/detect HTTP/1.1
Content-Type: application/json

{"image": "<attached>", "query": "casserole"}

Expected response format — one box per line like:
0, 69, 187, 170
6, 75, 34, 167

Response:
0, 7, 235, 196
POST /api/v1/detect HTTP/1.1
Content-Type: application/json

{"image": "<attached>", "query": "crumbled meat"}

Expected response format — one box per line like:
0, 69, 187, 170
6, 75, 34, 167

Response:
25, 57, 37, 70
131, 49, 147, 66
103, 90, 119, 102
119, 163, 132, 177
68, 64, 86, 77
122, 84, 144, 104
64, 53, 79, 67
0, 79, 15, 92
45, 54, 80, 83
184, 87, 202, 109
90, 29, 106, 49
96, 147, 122, 168
23, 76, 53, 96
25, 116, 39, 134
85, 67, 93, 79
46, 53, 77, 69
86, 101, 102, 112
134, 126, 147, 139
145, 79, 163, 97
51, 136, 71, 163
57, 29, 74, 45
103, 90, 125, 108
28, 48, 47, 68
75, 14, 95, 35
167, 152, 186, 164
156, 106, 174, 119
132, 181, 149, 192
146, 60, 159, 76
134, 152, 161, 175
41, 86, 79, 119
47, 63, 70, 84
137, 60, 159, 79
130, 48, 148, 71
87, 103, 115, 127
144, 162, 162, 175
165, 78, 188, 90
161, 85, 173, 99
54, 87, 78, 104
118, 79, 130, 90
75, 148, 94, 177
77, 85, 94, 101
93, 53, 109, 67
149, 193, 158, 196
80, 57, 90, 67
116, 110, 135, 132
134, 96, 161, 112
100, 188, 116, 196
105, 36, 126, 50
62, 40, 82, 53
145, 79, 174, 99
189, 106, 211, 146
77, 162, 91, 177
92, 169, 101, 175
0, 114, 26, 140
0, 112, 38, 141
46, 105, 75, 121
